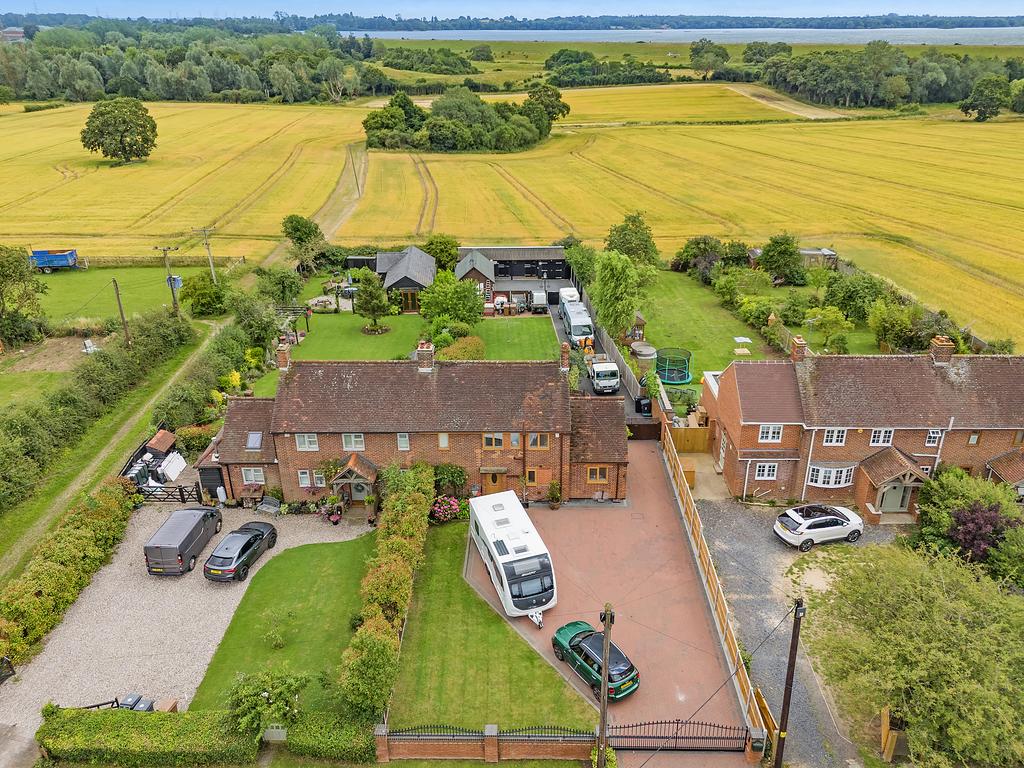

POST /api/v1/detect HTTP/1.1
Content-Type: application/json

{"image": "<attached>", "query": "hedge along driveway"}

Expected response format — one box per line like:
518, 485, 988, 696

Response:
0, 509, 371, 768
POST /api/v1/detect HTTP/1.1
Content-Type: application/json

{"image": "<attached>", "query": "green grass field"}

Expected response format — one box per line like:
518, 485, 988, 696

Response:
389, 522, 596, 728
38, 266, 207, 322
190, 537, 376, 712
291, 312, 423, 360
0, 369, 63, 409
475, 316, 560, 359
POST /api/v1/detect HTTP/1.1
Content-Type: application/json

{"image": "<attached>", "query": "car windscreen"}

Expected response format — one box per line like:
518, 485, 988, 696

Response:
573, 324, 593, 336
595, 370, 617, 380
503, 555, 553, 596
777, 513, 802, 532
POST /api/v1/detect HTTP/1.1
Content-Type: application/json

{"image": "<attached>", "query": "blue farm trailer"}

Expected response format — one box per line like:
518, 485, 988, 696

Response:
30, 249, 85, 273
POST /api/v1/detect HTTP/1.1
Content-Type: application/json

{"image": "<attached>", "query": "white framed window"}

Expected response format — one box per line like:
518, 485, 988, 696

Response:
758, 424, 783, 443
920, 466, 932, 476
754, 463, 778, 480
343, 433, 365, 451
295, 433, 319, 452
510, 432, 521, 448
926, 429, 941, 447
808, 465, 855, 487
397, 433, 410, 451
298, 470, 311, 488
246, 431, 263, 450
438, 432, 449, 449
313, 471, 326, 487
822, 428, 846, 446
241, 467, 265, 485
870, 429, 893, 447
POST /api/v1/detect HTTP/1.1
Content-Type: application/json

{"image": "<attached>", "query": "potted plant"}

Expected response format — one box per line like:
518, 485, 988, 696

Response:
546, 481, 562, 510
364, 495, 378, 527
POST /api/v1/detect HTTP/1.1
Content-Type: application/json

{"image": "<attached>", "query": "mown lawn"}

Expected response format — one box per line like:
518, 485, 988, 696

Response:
389, 523, 595, 728
0, 369, 64, 409
475, 316, 560, 360
291, 312, 422, 361
39, 266, 206, 322
190, 536, 376, 713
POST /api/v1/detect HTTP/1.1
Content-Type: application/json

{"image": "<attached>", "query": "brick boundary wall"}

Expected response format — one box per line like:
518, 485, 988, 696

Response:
375, 724, 595, 763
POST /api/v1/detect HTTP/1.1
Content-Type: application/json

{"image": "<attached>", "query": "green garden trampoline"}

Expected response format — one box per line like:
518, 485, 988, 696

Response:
656, 347, 693, 385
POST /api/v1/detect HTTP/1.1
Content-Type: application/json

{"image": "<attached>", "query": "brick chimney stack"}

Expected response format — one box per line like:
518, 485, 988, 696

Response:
930, 335, 955, 365
790, 335, 808, 362
276, 343, 291, 372
560, 341, 571, 373
416, 340, 435, 372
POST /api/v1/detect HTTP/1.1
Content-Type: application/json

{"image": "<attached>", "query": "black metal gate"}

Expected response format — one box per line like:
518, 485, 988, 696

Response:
135, 482, 202, 504
0, 656, 14, 685
607, 720, 748, 752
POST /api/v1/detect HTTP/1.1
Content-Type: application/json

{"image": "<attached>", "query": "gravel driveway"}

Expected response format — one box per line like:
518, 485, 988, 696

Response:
0, 505, 370, 768
696, 498, 900, 768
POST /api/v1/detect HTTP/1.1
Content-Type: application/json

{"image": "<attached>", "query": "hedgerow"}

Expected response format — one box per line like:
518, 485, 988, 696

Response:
36, 706, 258, 767
286, 713, 376, 762
0, 479, 140, 662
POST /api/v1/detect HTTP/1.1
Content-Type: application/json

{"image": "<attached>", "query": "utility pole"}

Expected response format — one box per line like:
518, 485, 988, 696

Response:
111, 278, 130, 347
191, 226, 218, 283
597, 603, 614, 768
154, 245, 180, 316
773, 598, 806, 768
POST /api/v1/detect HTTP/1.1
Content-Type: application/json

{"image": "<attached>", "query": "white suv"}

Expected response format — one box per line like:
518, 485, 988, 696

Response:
774, 504, 863, 552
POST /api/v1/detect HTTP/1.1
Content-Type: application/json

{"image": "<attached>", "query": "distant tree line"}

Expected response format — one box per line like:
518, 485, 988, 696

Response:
5, 12, 1024, 32
377, 46, 478, 75
543, 49, 671, 87
362, 83, 569, 152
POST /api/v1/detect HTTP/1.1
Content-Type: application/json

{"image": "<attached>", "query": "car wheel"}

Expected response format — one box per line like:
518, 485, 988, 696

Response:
846, 530, 862, 543
267, 534, 277, 550
553, 646, 565, 662
591, 684, 601, 701
798, 538, 814, 552
215, 520, 222, 533
237, 565, 249, 582
187, 556, 196, 572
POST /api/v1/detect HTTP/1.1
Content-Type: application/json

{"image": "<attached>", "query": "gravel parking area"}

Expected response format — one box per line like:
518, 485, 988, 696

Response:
697, 498, 900, 768
0, 505, 370, 768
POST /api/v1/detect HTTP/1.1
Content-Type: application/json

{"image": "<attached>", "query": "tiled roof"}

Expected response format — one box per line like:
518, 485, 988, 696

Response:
380, 245, 436, 289
795, 355, 1024, 428
457, 246, 565, 262
147, 429, 176, 453
218, 398, 278, 464
455, 250, 496, 282
731, 362, 804, 424
569, 396, 628, 464
332, 453, 379, 483
271, 360, 572, 434
988, 448, 1024, 485
859, 446, 929, 486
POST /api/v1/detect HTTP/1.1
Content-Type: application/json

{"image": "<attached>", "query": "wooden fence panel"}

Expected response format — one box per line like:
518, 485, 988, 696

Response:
671, 426, 709, 453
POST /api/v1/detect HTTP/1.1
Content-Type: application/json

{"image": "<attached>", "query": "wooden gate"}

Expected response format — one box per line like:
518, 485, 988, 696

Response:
671, 426, 709, 453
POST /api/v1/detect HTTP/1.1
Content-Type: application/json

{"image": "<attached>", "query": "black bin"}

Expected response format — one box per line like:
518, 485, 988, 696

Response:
132, 698, 155, 712
119, 693, 142, 709
634, 396, 652, 417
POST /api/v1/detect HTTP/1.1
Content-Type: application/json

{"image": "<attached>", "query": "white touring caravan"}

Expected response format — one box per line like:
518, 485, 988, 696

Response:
469, 491, 557, 618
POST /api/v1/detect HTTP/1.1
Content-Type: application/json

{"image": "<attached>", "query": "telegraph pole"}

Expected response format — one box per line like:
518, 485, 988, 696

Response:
191, 226, 218, 283
111, 279, 131, 347
154, 245, 180, 315
597, 603, 614, 768
773, 598, 806, 768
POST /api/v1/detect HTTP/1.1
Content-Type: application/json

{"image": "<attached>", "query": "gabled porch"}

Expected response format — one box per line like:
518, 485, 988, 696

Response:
331, 453, 379, 507
855, 447, 930, 524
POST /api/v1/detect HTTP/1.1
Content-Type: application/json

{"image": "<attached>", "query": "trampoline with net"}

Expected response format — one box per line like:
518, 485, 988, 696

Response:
656, 347, 693, 385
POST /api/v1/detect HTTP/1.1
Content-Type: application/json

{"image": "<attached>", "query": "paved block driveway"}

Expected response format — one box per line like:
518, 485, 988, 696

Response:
0, 506, 369, 768
466, 441, 747, 767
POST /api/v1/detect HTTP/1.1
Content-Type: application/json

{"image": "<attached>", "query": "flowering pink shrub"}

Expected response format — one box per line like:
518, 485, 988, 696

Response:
430, 495, 461, 524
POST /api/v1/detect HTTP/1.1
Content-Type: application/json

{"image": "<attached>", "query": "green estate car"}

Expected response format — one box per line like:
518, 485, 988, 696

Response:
551, 620, 640, 701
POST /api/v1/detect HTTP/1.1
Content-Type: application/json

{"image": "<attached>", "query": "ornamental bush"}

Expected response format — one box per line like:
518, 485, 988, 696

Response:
286, 714, 375, 762
36, 706, 258, 767
437, 335, 485, 360
227, 670, 309, 736
429, 494, 462, 524
0, 479, 139, 662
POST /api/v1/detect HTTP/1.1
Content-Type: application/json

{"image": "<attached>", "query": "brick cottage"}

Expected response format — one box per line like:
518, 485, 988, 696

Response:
700, 335, 1024, 522
199, 342, 628, 507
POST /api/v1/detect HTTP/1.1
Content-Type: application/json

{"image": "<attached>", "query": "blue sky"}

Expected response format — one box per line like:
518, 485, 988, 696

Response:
20, 1, 1024, 20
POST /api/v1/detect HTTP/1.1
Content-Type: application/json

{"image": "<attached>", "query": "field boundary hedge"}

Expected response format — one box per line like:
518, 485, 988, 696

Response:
338, 463, 433, 721
0, 479, 139, 661
36, 706, 259, 767
286, 713, 376, 761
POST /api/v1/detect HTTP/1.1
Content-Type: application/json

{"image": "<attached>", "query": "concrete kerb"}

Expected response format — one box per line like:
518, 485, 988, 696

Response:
658, 447, 767, 747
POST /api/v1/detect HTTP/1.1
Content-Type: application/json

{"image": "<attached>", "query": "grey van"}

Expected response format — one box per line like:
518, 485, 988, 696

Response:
144, 507, 222, 575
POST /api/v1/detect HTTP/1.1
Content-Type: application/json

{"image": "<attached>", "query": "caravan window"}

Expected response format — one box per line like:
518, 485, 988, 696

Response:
572, 322, 593, 337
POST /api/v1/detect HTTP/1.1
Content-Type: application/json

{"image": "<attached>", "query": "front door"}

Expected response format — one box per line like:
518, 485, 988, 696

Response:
879, 483, 912, 513
351, 481, 370, 502
400, 289, 419, 312
482, 472, 505, 494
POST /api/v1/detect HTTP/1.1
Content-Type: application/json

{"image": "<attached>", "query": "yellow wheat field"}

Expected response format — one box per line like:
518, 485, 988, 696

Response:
0, 101, 367, 264
339, 112, 1024, 342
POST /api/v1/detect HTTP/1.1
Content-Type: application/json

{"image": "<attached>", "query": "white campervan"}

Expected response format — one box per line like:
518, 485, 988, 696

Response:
469, 491, 557, 617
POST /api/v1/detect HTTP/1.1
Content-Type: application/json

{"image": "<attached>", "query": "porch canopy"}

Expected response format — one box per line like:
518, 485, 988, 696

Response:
857, 446, 930, 514
331, 453, 379, 497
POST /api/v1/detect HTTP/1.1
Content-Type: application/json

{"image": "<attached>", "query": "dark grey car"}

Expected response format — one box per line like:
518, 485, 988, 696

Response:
203, 521, 277, 582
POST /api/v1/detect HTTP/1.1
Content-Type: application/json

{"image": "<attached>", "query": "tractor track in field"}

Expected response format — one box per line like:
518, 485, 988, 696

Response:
130, 113, 311, 230
607, 131, 1024, 299
569, 147, 734, 230
411, 154, 439, 235
488, 163, 574, 233
0, 166, 98, 215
